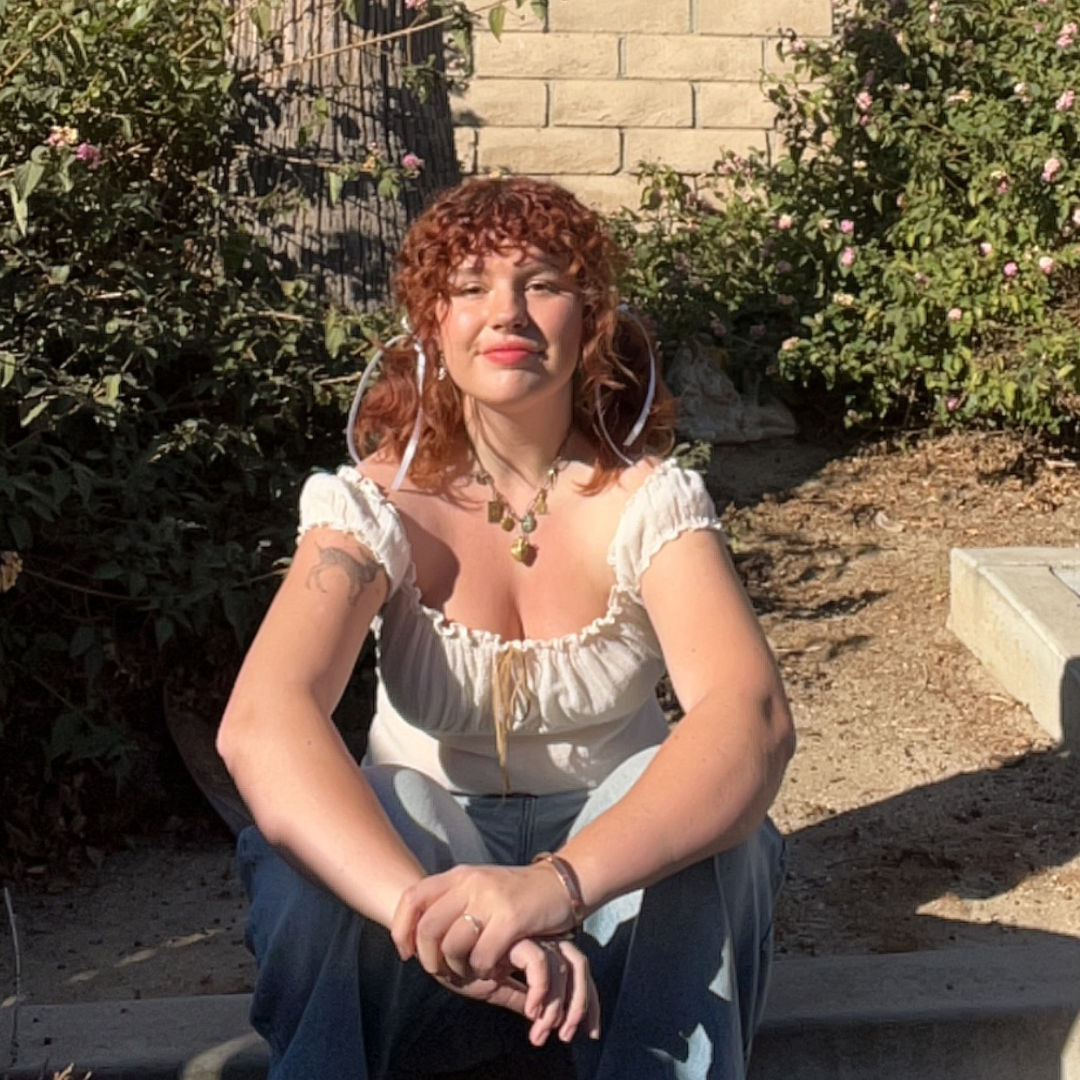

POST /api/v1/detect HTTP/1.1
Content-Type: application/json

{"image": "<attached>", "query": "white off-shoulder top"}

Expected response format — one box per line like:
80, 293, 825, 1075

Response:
297, 457, 724, 795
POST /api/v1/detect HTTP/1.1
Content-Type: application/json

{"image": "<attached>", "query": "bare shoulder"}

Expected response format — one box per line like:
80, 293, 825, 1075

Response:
601, 454, 667, 508
348, 454, 399, 494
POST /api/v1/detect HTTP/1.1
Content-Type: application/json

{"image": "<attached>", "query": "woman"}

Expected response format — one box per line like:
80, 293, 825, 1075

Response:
218, 177, 795, 1080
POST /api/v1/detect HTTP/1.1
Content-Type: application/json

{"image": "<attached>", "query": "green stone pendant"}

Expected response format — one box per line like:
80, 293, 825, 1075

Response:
521, 513, 536, 534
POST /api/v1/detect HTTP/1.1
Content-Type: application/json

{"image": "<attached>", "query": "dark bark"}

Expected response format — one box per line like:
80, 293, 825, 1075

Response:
229, 0, 460, 309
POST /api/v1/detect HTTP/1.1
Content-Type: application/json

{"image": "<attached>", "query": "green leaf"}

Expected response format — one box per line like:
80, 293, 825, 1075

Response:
489, 5, 506, 40
20, 397, 50, 427
0, 351, 15, 388
101, 373, 121, 405
251, 3, 272, 39
530, 0, 547, 18
13, 159, 45, 204
328, 168, 343, 206
154, 616, 174, 649
69, 625, 96, 659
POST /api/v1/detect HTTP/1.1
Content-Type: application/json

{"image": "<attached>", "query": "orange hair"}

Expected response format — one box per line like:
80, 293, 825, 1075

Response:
354, 177, 675, 489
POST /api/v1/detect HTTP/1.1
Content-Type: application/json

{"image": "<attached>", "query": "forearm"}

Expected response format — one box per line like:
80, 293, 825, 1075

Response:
557, 687, 793, 915
219, 695, 425, 928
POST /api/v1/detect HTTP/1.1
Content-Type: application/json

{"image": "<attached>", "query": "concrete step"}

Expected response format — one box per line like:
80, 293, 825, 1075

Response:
4, 945, 1079, 1080
949, 547, 1080, 745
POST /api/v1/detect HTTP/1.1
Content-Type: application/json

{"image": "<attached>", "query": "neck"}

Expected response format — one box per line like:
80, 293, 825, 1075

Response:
464, 400, 575, 489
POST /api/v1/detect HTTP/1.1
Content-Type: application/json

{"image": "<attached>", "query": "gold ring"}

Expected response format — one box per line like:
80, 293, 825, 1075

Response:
462, 913, 483, 936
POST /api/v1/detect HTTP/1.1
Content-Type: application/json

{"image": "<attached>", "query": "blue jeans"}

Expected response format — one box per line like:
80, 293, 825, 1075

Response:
237, 747, 786, 1080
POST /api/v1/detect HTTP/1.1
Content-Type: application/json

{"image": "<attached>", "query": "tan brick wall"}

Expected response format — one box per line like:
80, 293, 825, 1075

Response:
454, 0, 832, 213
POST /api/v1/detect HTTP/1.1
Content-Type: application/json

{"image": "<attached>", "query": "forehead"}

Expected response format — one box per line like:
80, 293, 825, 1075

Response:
450, 245, 569, 275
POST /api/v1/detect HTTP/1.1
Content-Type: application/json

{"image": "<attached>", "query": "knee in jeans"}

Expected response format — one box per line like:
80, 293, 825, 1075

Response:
364, 765, 489, 871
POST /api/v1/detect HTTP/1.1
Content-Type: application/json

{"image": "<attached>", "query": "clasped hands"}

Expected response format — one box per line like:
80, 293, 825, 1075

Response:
391, 862, 600, 1046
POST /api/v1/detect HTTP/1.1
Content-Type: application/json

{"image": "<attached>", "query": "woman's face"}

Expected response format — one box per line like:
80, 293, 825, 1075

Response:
435, 246, 584, 420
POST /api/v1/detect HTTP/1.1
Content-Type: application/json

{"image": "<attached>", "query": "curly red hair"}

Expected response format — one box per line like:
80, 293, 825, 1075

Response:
354, 177, 675, 489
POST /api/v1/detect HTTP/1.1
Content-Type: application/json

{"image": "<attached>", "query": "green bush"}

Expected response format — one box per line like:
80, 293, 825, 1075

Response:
613, 0, 1080, 432
0, 0, 378, 862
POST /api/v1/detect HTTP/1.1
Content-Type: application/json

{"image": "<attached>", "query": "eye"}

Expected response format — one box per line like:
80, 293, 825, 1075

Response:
450, 281, 485, 297
527, 279, 560, 294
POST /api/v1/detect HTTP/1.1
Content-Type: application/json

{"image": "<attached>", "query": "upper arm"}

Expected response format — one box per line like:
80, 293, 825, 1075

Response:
640, 525, 792, 740
227, 529, 389, 721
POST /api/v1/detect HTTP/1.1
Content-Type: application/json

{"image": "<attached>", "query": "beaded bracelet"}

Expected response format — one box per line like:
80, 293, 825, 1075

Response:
532, 851, 586, 927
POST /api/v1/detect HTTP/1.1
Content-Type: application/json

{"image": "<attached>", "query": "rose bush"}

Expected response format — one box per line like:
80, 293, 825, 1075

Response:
613, 0, 1080, 432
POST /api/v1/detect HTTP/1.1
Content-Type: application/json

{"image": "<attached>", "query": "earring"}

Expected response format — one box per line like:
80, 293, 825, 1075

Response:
437, 361, 448, 381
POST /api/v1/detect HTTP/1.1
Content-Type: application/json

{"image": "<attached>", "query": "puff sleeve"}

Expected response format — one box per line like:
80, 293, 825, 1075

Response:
297, 466, 411, 596
610, 459, 726, 599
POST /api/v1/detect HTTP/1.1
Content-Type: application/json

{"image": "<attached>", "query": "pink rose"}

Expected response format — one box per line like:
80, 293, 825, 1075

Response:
1038, 255, 1056, 274
840, 247, 856, 268
947, 307, 962, 322
1003, 261, 1019, 278
46, 125, 78, 148
401, 151, 424, 172
840, 219, 855, 235
979, 242, 993, 255
1042, 157, 1063, 183
777, 213, 795, 231
75, 142, 103, 170
1057, 90, 1076, 112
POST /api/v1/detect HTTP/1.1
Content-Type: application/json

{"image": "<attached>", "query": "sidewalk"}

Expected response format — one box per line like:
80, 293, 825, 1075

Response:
5, 944, 1080, 1080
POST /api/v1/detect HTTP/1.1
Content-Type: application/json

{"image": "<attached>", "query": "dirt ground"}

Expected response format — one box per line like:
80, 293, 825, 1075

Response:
3, 429, 1080, 1009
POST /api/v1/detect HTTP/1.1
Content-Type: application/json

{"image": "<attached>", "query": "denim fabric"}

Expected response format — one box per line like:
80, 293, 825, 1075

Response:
237, 748, 786, 1080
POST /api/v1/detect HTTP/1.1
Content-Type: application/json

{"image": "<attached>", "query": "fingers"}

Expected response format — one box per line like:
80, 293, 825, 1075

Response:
439, 913, 483, 981
506, 938, 552, 1028
529, 941, 569, 1046
506, 938, 600, 1046
557, 940, 601, 1042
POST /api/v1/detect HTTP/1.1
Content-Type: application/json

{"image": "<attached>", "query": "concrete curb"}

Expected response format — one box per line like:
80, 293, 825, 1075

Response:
4, 945, 1080, 1080
949, 546, 1080, 744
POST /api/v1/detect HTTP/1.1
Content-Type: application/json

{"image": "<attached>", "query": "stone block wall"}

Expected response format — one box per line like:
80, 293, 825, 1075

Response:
450, 0, 833, 212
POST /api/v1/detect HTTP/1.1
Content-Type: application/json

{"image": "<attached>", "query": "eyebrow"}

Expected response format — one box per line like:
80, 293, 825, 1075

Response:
450, 257, 568, 278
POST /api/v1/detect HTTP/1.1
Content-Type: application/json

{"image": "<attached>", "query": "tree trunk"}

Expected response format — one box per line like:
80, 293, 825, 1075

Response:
230, 0, 460, 309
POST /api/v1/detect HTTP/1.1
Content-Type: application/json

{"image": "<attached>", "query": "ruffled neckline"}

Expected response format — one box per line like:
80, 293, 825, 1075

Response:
339, 458, 683, 652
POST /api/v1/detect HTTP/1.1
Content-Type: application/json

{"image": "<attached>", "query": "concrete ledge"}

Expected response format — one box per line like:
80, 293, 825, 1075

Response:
5, 945, 1080, 1080
949, 547, 1080, 745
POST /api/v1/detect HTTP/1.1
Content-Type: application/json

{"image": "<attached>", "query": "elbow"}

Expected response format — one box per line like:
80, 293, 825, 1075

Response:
764, 691, 797, 784
215, 698, 248, 777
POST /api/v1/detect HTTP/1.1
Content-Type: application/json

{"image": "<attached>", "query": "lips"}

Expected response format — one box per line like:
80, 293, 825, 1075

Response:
482, 344, 538, 365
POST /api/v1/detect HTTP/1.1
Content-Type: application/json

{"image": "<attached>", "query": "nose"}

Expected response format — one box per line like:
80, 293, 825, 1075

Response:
489, 282, 528, 330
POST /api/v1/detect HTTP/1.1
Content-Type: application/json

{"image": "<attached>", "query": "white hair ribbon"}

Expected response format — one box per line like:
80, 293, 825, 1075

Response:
344, 329, 426, 492
595, 305, 657, 465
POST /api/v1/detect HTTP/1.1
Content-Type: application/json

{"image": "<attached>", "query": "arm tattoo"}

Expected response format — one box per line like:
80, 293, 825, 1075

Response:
306, 542, 379, 606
